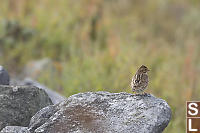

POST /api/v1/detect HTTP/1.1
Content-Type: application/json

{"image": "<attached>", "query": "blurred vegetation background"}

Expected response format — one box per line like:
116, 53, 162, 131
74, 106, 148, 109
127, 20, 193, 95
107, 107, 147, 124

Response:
1, 0, 200, 132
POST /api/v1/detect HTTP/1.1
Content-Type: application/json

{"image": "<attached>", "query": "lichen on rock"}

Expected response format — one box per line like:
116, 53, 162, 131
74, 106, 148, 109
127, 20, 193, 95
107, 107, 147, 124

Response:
28, 91, 171, 133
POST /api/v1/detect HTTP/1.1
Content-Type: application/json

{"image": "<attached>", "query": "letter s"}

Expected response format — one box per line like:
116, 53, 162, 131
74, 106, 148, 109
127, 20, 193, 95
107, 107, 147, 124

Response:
188, 103, 198, 116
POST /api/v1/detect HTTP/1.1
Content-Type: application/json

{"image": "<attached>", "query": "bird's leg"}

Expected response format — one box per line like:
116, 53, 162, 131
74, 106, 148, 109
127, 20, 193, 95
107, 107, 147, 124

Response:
142, 91, 149, 96
134, 92, 141, 96
134, 92, 139, 96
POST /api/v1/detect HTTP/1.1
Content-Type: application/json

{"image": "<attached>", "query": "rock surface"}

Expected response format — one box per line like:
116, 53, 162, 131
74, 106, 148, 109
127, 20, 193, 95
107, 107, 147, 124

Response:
0, 126, 30, 133
28, 91, 171, 133
10, 77, 66, 104
21, 78, 66, 104
0, 85, 53, 130
0, 66, 9, 85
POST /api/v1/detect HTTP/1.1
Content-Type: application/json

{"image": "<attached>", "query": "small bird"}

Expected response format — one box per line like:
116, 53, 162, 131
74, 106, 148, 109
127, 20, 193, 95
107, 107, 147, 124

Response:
131, 65, 150, 95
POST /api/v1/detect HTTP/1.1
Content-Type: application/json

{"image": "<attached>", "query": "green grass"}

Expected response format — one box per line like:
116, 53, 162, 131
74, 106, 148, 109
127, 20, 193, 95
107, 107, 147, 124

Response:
1, 0, 200, 132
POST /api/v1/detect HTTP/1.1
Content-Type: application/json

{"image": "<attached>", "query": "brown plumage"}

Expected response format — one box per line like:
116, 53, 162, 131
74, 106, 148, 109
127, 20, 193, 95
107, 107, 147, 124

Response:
131, 65, 150, 95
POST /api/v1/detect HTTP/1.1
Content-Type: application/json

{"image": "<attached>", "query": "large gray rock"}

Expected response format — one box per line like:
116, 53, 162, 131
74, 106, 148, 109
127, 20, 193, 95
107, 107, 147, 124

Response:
28, 91, 171, 133
0, 66, 9, 85
0, 126, 30, 133
0, 85, 53, 130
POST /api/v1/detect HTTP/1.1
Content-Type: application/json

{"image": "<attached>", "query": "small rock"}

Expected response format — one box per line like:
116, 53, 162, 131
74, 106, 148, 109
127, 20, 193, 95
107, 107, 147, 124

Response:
0, 85, 53, 130
0, 66, 9, 85
12, 86, 18, 92
28, 91, 171, 133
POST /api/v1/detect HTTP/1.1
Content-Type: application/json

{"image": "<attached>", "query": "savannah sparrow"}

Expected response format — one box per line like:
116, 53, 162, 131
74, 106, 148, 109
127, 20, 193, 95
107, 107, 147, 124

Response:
131, 65, 150, 95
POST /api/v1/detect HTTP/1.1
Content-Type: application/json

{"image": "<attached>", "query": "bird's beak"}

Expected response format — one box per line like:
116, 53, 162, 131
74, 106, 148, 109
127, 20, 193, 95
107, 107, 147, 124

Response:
147, 69, 150, 71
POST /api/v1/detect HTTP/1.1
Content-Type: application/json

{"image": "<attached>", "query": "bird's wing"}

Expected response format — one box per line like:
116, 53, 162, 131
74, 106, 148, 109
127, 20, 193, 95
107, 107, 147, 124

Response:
141, 73, 148, 82
132, 74, 141, 87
